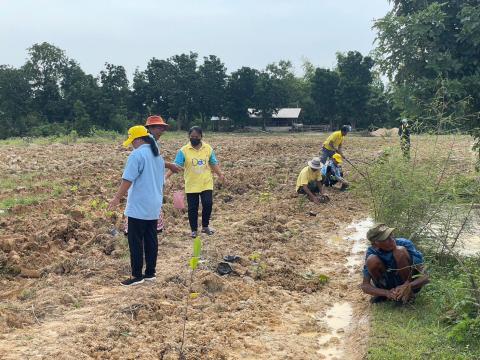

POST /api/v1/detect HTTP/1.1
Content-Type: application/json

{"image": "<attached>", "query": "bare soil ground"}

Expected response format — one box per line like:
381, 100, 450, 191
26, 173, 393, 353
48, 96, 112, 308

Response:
0, 133, 474, 359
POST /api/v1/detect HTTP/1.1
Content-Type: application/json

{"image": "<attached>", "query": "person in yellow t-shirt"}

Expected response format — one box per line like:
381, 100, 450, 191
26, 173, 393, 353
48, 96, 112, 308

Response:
168, 126, 225, 238
296, 157, 329, 204
320, 125, 351, 164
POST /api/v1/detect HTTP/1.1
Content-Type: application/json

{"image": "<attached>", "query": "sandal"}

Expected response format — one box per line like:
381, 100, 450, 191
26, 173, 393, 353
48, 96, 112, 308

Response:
201, 227, 215, 235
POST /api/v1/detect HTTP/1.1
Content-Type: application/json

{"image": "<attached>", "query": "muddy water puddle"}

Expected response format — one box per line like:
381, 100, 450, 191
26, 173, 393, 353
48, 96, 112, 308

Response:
317, 302, 353, 359
460, 234, 480, 255
458, 216, 480, 256
315, 218, 372, 359
345, 219, 374, 274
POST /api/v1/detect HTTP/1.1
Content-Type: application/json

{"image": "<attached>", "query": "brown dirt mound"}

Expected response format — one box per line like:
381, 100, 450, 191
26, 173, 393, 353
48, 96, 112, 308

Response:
370, 127, 399, 137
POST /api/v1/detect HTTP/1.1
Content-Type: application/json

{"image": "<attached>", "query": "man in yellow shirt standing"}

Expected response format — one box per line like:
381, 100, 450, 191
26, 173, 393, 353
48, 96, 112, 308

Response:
296, 157, 328, 204
320, 125, 351, 164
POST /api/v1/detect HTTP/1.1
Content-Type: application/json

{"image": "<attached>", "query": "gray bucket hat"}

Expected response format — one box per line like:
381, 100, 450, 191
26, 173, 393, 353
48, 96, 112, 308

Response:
307, 157, 322, 170
366, 223, 395, 243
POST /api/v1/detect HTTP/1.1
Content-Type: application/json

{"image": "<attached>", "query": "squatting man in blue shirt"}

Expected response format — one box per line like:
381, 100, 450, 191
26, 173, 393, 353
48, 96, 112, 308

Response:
361, 223, 429, 303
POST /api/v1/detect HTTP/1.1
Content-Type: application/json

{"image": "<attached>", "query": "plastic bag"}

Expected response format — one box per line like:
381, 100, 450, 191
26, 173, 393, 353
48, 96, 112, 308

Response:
173, 190, 185, 210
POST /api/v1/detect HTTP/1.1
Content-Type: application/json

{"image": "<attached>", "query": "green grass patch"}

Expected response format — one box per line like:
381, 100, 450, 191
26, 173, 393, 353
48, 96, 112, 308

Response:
0, 130, 191, 147
0, 173, 39, 190
367, 257, 480, 360
0, 195, 46, 210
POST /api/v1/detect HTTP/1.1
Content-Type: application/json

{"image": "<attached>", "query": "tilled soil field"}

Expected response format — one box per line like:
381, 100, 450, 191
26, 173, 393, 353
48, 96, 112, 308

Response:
0, 133, 474, 359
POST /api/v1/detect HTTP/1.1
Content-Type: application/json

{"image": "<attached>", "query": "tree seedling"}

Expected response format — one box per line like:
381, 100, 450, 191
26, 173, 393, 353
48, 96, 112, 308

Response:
179, 236, 202, 358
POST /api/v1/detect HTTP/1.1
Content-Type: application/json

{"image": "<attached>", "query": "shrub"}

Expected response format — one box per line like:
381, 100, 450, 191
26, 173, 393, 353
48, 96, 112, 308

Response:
356, 145, 479, 241
448, 316, 480, 343
167, 118, 177, 129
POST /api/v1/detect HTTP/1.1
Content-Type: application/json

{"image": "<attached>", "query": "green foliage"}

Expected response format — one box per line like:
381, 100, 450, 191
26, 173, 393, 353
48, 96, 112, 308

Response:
189, 236, 202, 270
356, 142, 478, 239
72, 100, 91, 136
336, 51, 375, 129
248, 251, 261, 262
193, 237, 201, 258
198, 55, 227, 120
266, 177, 278, 190
189, 257, 199, 271
18, 288, 36, 301
52, 184, 65, 197
1, 42, 395, 137
302, 271, 329, 284
253, 66, 290, 130
0, 195, 45, 210
225, 67, 259, 128
88, 127, 120, 140
374, 0, 480, 150
250, 262, 267, 279
258, 192, 272, 202
166, 119, 177, 129
448, 317, 480, 343
311, 68, 339, 127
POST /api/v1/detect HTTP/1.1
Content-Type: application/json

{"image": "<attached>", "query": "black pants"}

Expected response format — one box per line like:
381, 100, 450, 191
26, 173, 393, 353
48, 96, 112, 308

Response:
127, 217, 158, 279
297, 181, 320, 194
186, 190, 213, 232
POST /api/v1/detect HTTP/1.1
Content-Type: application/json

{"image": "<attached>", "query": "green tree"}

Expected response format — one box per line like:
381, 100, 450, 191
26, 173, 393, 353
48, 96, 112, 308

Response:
62, 60, 100, 127
168, 53, 200, 130
72, 100, 92, 136
129, 69, 150, 121
311, 68, 340, 129
225, 67, 259, 128
22, 42, 68, 123
374, 0, 480, 132
142, 58, 176, 118
0, 66, 33, 138
198, 55, 227, 127
254, 68, 289, 130
365, 79, 398, 129
335, 51, 374, 129
98, 63, 129, 131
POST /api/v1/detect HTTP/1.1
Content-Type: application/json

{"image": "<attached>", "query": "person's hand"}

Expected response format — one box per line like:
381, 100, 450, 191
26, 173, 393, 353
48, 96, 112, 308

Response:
108, 197, 120, 211
318, 194, 330, 203
313, 197, 321, 205
398, 283, 413, 303
218, 174, 226, 184
390, 286, 402, 300
170, 164, 182, 174
166, 163, 182, 174
386, 289, 398, 300
391, 282, 413, 303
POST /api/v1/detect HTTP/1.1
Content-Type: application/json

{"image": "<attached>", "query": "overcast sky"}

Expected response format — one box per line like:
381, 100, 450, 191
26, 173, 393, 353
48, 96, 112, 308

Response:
0, 0, 392, 78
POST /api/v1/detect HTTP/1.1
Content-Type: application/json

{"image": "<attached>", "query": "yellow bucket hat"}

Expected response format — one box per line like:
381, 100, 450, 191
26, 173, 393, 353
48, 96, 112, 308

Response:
332, 153, 343, 164
123, 125, 148, 148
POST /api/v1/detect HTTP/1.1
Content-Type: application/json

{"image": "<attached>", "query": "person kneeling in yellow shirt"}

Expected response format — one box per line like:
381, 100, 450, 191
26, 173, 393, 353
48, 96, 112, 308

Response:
296, 157, 329, 204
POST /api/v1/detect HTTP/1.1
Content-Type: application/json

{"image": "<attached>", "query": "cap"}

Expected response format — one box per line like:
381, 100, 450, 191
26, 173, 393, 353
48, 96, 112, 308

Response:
123, 125, 149, 148
332, 153, 343, 164
366, 223, 395, 243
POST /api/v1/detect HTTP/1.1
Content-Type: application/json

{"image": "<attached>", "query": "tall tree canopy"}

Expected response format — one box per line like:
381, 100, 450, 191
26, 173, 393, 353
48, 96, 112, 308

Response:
374, 0, 480, 130
0, 42, 389, 138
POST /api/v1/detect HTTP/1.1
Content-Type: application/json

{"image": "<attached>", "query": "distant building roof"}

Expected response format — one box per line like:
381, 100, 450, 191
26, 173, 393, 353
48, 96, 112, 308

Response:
247, 108, 301, 119
210, 116, 231, 121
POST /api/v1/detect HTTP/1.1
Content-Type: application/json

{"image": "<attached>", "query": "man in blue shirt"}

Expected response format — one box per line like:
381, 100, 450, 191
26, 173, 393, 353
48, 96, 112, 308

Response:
361, 223, 429, 303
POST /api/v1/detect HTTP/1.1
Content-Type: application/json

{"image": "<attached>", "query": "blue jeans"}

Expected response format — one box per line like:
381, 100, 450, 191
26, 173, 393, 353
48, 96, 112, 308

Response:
320, 147, 336, 164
